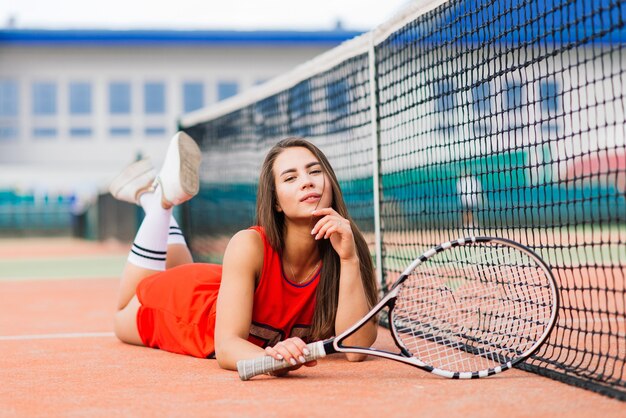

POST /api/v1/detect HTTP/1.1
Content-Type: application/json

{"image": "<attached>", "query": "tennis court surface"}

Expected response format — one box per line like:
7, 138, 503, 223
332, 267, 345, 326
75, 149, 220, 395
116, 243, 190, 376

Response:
0, 238, 623, 417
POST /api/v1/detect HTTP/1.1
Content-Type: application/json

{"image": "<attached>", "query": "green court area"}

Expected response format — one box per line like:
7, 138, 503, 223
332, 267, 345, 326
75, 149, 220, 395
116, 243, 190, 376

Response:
378, 224, 626, 270
0, 255, 126, 281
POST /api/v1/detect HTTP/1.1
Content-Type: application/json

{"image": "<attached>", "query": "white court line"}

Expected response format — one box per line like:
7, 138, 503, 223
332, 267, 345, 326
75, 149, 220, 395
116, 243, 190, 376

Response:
0, 332, 115, 341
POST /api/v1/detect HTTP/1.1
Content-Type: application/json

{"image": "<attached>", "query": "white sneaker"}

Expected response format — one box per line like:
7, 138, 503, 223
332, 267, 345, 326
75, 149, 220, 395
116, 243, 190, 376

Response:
156, 131, 202, 207
109, 159, 156, 204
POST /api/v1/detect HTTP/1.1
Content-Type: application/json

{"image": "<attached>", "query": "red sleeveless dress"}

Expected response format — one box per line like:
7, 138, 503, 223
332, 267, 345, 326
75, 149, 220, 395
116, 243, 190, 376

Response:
135, 226, 320, 358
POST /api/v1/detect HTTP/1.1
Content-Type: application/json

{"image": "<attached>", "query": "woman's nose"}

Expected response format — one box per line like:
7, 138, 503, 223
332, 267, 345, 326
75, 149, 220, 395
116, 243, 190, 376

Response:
300, 174, 314, 189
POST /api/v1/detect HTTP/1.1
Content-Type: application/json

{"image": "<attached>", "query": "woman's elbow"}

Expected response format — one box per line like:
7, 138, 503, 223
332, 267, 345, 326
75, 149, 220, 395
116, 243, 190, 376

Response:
345, 353, 368, 362
345, 333, 376, 362
215, 353, 238, 371
214, 341, 236, 370
215, 353, 231, 370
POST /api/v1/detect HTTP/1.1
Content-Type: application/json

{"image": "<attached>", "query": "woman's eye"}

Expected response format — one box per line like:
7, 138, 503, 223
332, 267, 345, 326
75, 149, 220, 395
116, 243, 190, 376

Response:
310, 170, 322, 175
284, 176, 295, 182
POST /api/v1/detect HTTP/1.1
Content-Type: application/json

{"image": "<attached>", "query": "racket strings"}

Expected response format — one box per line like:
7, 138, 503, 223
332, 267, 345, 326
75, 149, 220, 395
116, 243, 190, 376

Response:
407, 252, 552, 328
413, 256, 549, 367
434, 257, 550, 357
392, 243, 555, 373
397, 289, 541, 369
399, 279, 518, 368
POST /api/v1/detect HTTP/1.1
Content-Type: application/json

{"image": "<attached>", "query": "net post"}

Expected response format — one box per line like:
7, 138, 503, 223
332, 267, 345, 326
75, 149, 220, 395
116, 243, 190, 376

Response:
368, 32, 384, 292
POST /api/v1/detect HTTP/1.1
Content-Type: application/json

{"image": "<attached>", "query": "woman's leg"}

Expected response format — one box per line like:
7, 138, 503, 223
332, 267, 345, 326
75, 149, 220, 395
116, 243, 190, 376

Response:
117, 186, 171, 311
114, 191, 195, 344
166, 215, 193, 268
112, 131, 201, 344
166, 244, 193, 269
115, 221, 193, 347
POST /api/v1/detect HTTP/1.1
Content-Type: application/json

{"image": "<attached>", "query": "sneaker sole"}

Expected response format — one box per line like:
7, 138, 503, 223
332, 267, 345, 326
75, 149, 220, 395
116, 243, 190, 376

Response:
176, 132, 202, 197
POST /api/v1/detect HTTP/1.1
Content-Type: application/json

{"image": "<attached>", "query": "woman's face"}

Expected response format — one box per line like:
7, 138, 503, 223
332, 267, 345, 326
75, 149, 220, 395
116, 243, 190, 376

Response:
273, 146, 333, 220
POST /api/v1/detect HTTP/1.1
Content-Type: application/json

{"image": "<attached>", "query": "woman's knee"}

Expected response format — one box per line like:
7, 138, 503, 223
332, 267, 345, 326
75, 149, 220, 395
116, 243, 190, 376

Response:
114, 311, 133, 344
114, 300, 143, 346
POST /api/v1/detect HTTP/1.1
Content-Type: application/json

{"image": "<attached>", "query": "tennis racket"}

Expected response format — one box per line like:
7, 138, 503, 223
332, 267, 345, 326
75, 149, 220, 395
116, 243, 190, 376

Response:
237, 236, 559, 380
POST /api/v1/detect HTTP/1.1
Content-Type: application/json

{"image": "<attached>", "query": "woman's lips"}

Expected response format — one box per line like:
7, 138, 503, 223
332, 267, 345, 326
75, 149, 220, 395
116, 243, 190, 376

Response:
300, 193, 321, 203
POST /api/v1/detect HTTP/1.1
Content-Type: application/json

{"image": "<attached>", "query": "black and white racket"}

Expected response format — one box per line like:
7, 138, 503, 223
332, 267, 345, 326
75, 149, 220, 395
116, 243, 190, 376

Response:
237, 236, 559, 380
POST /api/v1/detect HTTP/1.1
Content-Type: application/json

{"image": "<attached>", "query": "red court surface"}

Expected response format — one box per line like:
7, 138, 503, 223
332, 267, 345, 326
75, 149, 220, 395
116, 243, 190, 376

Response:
0, 239, 624, 417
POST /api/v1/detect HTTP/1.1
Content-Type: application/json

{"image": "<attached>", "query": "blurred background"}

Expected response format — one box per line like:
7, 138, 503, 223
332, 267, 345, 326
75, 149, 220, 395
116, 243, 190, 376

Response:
0, 0, 409, 241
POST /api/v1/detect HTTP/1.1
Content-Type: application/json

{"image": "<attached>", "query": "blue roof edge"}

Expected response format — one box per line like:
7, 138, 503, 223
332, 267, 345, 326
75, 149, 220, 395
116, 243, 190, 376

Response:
0, 29, 364, 46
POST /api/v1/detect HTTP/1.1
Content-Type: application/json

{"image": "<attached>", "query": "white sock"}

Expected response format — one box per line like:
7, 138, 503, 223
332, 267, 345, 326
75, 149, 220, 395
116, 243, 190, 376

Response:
168, 215, 187, 246
128, 186, 171, 271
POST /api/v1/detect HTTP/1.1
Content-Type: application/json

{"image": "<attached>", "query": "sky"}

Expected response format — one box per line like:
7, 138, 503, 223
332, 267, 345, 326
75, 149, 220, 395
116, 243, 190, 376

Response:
0, 0, 413, 31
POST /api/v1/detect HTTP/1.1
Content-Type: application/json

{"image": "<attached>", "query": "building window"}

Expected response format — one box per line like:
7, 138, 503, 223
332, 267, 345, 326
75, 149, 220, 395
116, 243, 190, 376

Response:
109, 82, 131, 114
0, 126, 18, 140
504, 80, 525, 111
435, 80, 456, 113
0, 80, 18, 141
69, 82, 92, 115
145, 127, 166, 136
0, 80, 18, 116
289, 80, 312, 136
144, 82, 165, 114
434, 80, 457, 134
472, 82, 491, 117
217, 81, 238, 101
33, 127, 57, 138
254, 95, 280, 137
70, 127, 92, 138
33, 82, 57, 115
183, 82, 204, 113
110, 127, 132, 137
540, 80, 561, 115
326, 79, 349, 118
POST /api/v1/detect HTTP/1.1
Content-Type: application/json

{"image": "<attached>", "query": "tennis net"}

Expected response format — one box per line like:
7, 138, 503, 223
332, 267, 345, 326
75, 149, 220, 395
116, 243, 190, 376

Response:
180, 0, 626, 399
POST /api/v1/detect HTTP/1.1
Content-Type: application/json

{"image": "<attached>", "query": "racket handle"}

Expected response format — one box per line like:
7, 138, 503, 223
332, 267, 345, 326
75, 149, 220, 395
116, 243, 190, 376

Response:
237, 341, 327, 381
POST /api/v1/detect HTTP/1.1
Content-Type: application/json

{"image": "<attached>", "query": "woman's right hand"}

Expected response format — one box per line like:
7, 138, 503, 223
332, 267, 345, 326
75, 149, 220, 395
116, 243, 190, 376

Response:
264, 337, 317, 376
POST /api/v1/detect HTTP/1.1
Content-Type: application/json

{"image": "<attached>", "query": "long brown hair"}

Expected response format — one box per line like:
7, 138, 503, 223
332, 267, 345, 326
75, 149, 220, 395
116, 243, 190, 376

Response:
256, 137, 378, 340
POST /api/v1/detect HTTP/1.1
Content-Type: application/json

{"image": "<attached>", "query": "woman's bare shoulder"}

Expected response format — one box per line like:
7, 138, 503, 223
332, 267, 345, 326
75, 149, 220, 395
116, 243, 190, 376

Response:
223, 229, 264, 272
228, 228, 263, 248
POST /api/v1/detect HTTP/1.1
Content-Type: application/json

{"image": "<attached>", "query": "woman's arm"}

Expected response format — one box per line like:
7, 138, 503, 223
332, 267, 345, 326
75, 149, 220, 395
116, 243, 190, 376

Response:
334, 256, 378, 361
214, 229, 266, 370
311, 208, 378, 361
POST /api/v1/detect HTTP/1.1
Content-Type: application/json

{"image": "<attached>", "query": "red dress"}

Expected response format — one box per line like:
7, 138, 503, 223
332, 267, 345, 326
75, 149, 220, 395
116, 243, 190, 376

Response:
135, 226, 320, 358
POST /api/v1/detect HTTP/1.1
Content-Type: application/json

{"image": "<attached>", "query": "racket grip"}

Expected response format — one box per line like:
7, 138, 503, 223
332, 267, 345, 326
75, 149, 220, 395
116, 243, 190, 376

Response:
237, 341, 327, 381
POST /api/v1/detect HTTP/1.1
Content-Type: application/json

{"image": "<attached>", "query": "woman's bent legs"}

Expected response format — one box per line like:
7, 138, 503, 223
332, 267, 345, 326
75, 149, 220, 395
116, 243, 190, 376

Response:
112, 131, 201, 346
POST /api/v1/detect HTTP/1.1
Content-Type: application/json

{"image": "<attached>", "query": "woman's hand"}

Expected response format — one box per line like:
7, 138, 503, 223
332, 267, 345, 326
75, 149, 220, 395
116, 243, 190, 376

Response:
263, 337, 317, 376
311, 208, 357, 261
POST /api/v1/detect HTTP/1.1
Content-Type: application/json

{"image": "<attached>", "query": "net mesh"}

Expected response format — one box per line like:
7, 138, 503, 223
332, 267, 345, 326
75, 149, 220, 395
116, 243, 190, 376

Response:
181, 0, 626, 399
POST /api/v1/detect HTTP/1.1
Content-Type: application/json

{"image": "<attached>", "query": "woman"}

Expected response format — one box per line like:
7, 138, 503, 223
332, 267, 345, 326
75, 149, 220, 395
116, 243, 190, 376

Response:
110, 132, 378, 374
